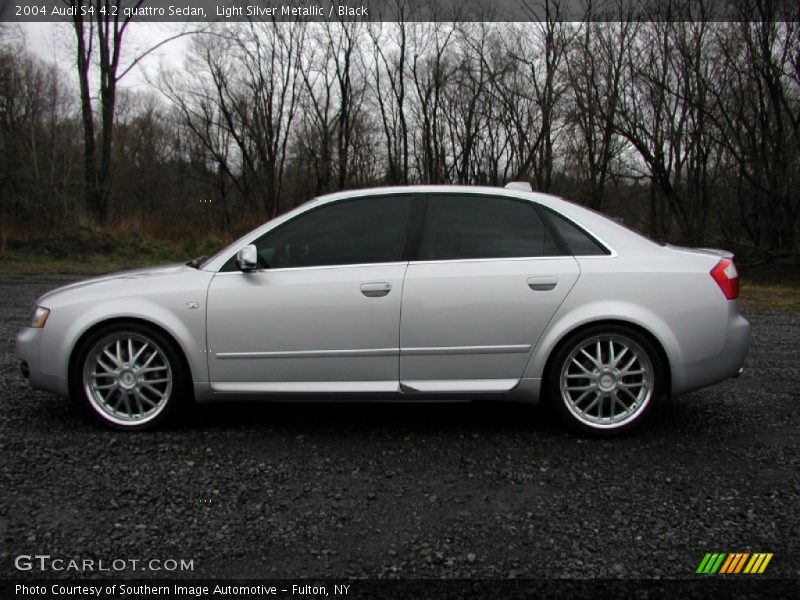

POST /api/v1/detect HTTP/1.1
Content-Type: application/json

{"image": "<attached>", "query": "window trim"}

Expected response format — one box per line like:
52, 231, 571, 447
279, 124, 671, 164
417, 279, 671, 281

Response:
220, 193, 418, 272
400, 193, 428, 262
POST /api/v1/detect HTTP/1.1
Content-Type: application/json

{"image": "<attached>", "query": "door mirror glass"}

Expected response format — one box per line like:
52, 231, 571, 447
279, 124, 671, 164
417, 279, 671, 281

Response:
236, 244, 258, 272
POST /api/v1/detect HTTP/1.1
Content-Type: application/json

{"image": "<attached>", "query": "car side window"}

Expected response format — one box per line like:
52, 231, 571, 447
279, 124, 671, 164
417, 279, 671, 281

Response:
419, 194, 561, 260
544, 209, 610, 256
253, 195, 413, 268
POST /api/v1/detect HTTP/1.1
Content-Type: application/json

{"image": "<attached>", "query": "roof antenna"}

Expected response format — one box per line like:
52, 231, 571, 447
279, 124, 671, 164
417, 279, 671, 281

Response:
504, 182, 533, 192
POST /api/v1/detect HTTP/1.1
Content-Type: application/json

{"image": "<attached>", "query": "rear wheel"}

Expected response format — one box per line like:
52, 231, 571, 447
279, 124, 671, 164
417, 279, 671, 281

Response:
547, 325, 663, 436
72, 323, 186, 431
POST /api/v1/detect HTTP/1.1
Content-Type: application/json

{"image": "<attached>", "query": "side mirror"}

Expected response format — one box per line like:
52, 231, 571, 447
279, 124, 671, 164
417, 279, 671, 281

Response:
236, 244, 258, 272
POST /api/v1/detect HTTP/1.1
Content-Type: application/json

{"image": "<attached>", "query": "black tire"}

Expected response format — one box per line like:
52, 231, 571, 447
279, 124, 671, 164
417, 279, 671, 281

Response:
546, 324, 664, 437
70, 321, 188, 431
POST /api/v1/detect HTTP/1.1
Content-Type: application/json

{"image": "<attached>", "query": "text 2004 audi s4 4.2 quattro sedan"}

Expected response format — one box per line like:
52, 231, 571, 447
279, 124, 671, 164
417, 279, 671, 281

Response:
16, 184, 750, 435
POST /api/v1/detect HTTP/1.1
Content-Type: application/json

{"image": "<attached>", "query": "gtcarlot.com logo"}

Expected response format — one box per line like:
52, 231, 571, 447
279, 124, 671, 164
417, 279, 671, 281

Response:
696, 552, 773, 574
14, 554, 194, 572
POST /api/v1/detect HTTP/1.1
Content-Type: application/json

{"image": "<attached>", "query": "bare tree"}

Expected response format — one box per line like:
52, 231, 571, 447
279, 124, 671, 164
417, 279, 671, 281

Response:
408, 22, 456, 183
298, 20, 368, 194
564, 18, 637, 210
488, 12, 570, 191
367, 9, 414, 184
67, 0, 197, 225
612, 18, 722, 244
703, 14, 799, 255
448, 23, 496, 184
164, 21, 306, 219
297, 26, 338, 195
0, 45, 78, 246
4, 15, 798, 261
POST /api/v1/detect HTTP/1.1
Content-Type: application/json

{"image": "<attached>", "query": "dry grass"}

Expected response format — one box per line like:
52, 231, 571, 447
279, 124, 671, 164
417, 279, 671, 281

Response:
0, 251, 176, 275
739, 281, 800, 312
0, 227, 228, 276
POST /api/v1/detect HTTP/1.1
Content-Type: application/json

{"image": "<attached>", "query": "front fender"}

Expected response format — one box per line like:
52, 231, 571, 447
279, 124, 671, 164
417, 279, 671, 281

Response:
40, 298, 208, 389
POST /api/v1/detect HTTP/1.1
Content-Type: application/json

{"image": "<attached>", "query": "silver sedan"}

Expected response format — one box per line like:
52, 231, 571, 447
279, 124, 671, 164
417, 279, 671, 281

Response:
16, 185, 750, 435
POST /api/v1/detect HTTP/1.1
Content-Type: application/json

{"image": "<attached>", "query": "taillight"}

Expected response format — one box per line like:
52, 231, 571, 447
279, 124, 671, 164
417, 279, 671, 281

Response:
710, 258, 739, 300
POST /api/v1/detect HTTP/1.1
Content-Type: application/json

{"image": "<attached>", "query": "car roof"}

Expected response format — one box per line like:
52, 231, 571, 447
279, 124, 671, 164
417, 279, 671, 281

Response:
312, 185, 557, 206
308, 185, 656, 252
202, 185, 659, 271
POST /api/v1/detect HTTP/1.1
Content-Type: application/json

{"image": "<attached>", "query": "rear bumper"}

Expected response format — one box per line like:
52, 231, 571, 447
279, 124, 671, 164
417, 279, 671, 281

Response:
671, 311, 751, 396
15, 327, 69, 397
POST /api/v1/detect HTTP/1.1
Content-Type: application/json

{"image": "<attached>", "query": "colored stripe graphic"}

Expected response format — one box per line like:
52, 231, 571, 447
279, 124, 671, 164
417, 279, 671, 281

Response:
696, 553, 713, 573
733, 553, 750, 573
700, 553, 773, 575
720, 553, 738, 574
744, 553, 774, 574
719, 554, 736, 574
697, 553, 726, 574
720, 553, 750, 573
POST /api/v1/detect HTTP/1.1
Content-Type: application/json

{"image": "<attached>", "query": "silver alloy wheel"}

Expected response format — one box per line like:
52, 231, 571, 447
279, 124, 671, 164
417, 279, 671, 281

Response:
559, 334, 654, 429
82, 332, 173, 426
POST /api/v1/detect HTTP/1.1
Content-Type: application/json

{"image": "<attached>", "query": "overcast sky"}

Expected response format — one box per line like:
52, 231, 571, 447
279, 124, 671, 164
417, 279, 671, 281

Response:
15, 21, 192, 92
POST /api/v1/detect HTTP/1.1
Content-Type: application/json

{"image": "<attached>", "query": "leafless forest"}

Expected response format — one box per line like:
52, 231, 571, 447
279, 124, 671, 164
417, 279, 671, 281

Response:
1, 4, 798, 263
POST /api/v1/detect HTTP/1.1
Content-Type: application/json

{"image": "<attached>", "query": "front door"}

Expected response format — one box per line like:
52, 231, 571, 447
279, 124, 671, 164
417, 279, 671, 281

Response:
206, 194, 414, 393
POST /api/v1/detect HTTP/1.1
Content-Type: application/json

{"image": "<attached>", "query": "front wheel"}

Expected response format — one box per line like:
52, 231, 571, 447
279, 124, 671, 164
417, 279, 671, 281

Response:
547, 325, 664, 436
72, 323, 186, 431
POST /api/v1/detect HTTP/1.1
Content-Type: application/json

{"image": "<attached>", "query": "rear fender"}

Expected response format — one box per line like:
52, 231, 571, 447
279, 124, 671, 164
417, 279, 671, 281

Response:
523, 301, 681, 382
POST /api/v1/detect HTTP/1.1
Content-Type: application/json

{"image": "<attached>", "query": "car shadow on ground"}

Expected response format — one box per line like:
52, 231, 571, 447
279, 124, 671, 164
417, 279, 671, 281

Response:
173, 396, 687, 440
19, 384, 711, 440
182, 398, 556, 433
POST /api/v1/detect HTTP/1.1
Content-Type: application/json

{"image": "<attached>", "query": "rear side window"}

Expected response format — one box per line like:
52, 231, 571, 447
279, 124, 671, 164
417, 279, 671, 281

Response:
420, 195, 562, 260
545, 209, 610, 256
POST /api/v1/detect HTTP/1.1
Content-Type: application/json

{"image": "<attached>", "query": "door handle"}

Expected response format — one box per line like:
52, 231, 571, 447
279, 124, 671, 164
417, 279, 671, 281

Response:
360, 282, 392, 297
527, 276, 558, 291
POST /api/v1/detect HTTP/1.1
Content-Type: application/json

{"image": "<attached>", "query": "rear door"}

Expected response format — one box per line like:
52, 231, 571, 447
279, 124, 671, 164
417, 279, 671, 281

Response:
399, 193, 580, 393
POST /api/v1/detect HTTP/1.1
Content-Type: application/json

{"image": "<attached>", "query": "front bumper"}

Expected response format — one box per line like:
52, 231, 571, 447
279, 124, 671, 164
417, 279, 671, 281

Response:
15, 327, 69, 397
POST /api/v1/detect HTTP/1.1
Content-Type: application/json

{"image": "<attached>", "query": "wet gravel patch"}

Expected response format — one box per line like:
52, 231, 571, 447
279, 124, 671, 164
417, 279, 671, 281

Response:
1, 272, 798, 580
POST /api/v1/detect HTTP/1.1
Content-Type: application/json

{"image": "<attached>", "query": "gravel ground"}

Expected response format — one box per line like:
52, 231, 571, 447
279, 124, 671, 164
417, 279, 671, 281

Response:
1, 271, 798, 581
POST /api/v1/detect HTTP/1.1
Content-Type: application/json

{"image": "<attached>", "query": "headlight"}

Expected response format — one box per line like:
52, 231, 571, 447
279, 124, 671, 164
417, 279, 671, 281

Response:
30, 306, 50, 328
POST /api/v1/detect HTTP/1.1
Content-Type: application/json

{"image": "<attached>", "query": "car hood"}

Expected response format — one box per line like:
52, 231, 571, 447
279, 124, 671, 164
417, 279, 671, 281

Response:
37, 263, 191, 304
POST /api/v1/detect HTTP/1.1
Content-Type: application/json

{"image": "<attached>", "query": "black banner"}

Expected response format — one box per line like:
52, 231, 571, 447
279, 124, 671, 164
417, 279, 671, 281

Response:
2, 0, 799, 23
2, 579, 800, 600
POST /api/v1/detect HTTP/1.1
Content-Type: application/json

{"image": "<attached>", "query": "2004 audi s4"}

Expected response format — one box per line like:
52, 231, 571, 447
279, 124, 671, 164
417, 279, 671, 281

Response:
16, 184, 750, 435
